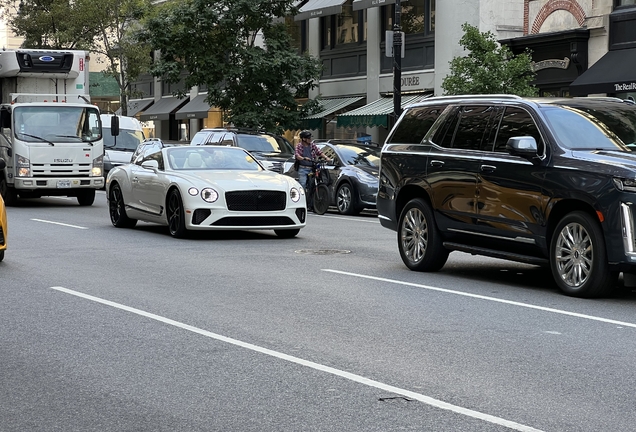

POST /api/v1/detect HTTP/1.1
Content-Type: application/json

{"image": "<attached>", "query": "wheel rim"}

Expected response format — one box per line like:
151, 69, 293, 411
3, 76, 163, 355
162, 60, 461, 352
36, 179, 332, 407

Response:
167, 192, 182, 235
555, 222, 593, 288
337, 185, 352, 212
109, 186, 123, 223
400, 207, 428, 264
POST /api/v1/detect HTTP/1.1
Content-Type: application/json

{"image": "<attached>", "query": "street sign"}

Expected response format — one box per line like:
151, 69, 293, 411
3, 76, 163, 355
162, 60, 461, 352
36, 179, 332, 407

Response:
385, 31, 405, 58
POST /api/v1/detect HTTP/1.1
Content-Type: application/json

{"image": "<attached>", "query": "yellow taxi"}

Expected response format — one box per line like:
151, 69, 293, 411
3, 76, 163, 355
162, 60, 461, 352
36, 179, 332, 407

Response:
0, 158, 6, 262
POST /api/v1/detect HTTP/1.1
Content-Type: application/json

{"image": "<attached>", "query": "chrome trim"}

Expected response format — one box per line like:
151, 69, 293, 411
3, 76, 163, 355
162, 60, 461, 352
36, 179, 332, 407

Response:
620, 202, 636, 256
378, 214, 392, 221
448, 228, 536, 244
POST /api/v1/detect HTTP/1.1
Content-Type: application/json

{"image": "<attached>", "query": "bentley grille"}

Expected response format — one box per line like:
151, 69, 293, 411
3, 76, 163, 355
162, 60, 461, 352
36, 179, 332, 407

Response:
225, 190, 286, 211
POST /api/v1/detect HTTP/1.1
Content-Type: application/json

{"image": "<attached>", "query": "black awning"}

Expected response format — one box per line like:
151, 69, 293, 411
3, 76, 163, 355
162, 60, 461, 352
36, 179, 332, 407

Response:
294, 0, 347, 21
138, 96, 188, 121
570, 48, 636, 95
175, 94, 212, 120
352, 0, 394, 10
117, 98, 154, 117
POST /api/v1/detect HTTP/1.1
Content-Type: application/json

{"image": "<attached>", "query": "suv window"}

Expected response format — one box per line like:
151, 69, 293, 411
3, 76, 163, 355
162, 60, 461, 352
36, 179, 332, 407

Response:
433, 106, 494, 150
236, 134, 293, 154
493, 107, 544, 154
220, 133, 234, 146
190, 131, 211, 146
388, 105, 449, 144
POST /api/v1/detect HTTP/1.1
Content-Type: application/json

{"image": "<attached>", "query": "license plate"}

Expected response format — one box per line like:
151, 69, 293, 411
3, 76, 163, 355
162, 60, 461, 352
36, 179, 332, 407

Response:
56, 180, 71, 188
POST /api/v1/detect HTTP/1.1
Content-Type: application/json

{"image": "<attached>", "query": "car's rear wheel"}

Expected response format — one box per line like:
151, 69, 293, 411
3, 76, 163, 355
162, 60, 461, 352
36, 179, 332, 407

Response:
167, 188, 188, 238
313, 184, 330, 215
109, 183, 137, 228
398, 198, 448, 272
77, 189, 95, 206
550, 211, 617, 298
336, 183, 360, 215
275, 229, 300, 238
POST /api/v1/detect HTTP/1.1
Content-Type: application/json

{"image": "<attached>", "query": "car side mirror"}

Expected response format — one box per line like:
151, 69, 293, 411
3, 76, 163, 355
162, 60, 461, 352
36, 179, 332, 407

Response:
506, 136, 537, 157
141, 160, 159, 172
0, 158, 5, 170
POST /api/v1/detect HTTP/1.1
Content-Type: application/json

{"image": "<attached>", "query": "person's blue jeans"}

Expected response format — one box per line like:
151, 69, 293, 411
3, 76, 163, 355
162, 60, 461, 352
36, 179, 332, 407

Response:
298, 166, 311, 191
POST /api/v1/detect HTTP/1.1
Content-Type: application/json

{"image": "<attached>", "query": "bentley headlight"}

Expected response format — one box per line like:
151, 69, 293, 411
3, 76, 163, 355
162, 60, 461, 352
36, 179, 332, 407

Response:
290, 187, 300, 202
614, 177, 636, 193
201, 188, 219, 203
188, 187, 199, 196
16, 154, 30, 177
92, 154, 103, 177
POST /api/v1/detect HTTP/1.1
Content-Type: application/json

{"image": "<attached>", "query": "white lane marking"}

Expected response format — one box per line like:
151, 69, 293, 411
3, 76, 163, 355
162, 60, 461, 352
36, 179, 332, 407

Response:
50, 286, 542, 432
323, 269, 636, 329
31, 219, 88, 230
312, 214, 380, 224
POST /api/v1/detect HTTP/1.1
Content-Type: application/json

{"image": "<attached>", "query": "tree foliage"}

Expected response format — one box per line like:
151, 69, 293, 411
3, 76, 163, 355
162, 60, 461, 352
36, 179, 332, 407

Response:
0, 0, 154, 115
140, 0, 322, 133
442, 23, 538, 97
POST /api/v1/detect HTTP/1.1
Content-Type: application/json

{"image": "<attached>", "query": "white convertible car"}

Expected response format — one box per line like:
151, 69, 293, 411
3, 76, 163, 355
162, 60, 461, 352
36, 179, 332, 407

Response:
106, 141, 307, 238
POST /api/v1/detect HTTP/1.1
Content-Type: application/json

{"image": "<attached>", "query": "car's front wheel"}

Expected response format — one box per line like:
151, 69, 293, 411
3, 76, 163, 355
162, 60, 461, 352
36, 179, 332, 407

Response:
109, 183, 137, 228
398, 198, 448, 272
336, 183, 360, 215
550, 211, 617, 298
275, 229, 300, 238
167, 188, 188, 238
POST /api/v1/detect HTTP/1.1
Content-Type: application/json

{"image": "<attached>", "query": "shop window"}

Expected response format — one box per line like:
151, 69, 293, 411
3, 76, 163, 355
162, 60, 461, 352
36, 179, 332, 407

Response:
616, 0, 636, 7
321, 0, 366, 49
382, 0, 434, 38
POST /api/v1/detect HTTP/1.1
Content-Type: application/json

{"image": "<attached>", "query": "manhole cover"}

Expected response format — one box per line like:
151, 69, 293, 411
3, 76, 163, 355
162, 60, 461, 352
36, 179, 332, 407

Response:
295, 249, 351, 255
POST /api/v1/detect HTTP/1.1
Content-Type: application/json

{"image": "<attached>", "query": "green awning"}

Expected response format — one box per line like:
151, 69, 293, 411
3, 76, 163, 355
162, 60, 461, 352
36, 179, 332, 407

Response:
337, 94, 431, 129
301, 96, 363, 130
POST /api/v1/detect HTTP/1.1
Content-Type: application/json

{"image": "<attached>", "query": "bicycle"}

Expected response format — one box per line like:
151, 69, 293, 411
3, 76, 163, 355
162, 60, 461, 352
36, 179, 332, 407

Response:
306, 158, 331, 215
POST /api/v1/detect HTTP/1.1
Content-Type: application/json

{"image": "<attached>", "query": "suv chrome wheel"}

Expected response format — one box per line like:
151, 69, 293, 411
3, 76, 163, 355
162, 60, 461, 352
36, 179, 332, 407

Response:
398, 198, 448, 272
550, 211, 617, 297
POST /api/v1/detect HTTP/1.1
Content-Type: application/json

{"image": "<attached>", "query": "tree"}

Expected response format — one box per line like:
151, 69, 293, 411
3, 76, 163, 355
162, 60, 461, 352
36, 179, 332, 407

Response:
442, 23, 538, 97
0, 0, 154, 116
139, 0, 322, 134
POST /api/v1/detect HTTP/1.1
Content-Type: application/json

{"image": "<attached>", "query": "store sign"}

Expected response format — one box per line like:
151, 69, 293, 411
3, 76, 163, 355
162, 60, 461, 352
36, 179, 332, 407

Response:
401, 76, 420, 87
531, 57, 570, 72
615, 82, 636, 91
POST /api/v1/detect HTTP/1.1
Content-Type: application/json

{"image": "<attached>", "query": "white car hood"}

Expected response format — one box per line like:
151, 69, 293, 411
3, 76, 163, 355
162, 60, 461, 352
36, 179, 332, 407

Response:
182, 170, 294, 191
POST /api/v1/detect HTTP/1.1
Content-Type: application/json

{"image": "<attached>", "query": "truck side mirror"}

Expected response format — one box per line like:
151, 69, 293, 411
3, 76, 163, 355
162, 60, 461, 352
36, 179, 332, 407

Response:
111, 115, 120, 136
0, 110, 11, 129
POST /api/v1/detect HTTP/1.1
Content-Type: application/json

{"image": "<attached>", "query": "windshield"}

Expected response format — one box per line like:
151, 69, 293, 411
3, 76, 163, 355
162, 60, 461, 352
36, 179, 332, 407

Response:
167, 146, 264, 171
13, 106, 102, 143
542, 102, 636, 151
103, 128, 145, 151
336, 145, 381, 167
237, 134, 294, 154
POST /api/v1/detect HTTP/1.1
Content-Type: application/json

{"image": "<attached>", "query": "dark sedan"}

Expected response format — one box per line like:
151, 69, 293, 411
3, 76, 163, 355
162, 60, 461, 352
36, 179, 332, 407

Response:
316, 143, 380, 215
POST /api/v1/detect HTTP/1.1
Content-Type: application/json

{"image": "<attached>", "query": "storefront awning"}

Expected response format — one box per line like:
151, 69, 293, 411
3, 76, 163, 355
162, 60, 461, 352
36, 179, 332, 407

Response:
352, 0, 395, 10
139, 96, 189, 121
570, 48, 636, 96
301, 96, 364, 130
337, 94, 431, 129
295, 0, 348, 21
116, 98, 154, 117
175, 94, 213, 120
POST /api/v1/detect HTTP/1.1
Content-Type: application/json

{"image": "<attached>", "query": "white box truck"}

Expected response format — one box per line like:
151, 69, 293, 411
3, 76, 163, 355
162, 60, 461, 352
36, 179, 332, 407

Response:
0, 49, 104, 206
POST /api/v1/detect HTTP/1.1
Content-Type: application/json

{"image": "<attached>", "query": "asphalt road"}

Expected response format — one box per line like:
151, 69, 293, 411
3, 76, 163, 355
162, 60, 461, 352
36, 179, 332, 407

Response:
2, 192, 636, 431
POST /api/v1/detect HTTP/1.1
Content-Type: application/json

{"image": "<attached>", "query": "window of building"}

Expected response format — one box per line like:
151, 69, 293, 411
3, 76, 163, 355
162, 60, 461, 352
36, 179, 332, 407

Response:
321, 0, 367, 49
286, 16, 308, 53
383, 0, 435, 36
616, 0, 636, 7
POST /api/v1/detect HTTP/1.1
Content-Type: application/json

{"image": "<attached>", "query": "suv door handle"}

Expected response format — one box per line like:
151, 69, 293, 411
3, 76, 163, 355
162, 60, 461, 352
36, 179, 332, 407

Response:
480, 165, 496, 173
430, 160, 444, 167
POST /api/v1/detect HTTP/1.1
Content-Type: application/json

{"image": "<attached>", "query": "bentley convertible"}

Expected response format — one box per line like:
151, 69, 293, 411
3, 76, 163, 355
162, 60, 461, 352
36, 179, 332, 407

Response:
106, 143, 307, 238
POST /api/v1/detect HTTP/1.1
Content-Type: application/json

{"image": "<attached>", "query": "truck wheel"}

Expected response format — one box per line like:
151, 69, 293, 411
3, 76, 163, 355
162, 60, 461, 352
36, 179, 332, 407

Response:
550, 211, 618, 298
0, 176, 18, 206
398, 198, 449, 272
77, 189, 95, 206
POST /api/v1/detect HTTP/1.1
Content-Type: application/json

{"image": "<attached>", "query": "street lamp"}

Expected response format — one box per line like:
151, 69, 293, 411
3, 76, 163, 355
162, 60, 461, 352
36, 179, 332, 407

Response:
393, 0, 402, 122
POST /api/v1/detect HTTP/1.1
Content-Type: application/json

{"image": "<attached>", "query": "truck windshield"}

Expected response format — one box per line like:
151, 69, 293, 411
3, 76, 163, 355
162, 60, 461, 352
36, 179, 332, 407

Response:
103, 128, 144, 151
13, 106, 102, 143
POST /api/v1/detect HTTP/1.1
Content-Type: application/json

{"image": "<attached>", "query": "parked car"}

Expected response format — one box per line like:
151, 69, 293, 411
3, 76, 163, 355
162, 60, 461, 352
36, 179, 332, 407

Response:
106, 143, 306, 239
0, 158, 6, 262
101, 114, 145, 178
189, 128, 295, 173
378, 94, 636, 298
312, 142, 380, 215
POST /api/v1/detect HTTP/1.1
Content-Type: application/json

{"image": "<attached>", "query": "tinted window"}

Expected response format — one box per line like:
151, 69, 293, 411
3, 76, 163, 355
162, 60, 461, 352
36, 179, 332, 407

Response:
334, 144, 381, 167
450, 106, 494, 150
494, 107, 543, 154
190, 131, 211, 146
236, 134, 291, 153
432, 106, 460, 148
389, 105, 448, 144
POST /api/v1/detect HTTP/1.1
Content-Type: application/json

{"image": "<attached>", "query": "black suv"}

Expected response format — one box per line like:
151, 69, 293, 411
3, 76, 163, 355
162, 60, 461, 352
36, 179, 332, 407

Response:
378, 95, 636, 298
190, 128, 295, 173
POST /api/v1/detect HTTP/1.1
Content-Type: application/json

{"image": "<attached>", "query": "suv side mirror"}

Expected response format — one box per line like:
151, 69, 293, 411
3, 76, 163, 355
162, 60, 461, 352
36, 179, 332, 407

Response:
506, 136, 537, 157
